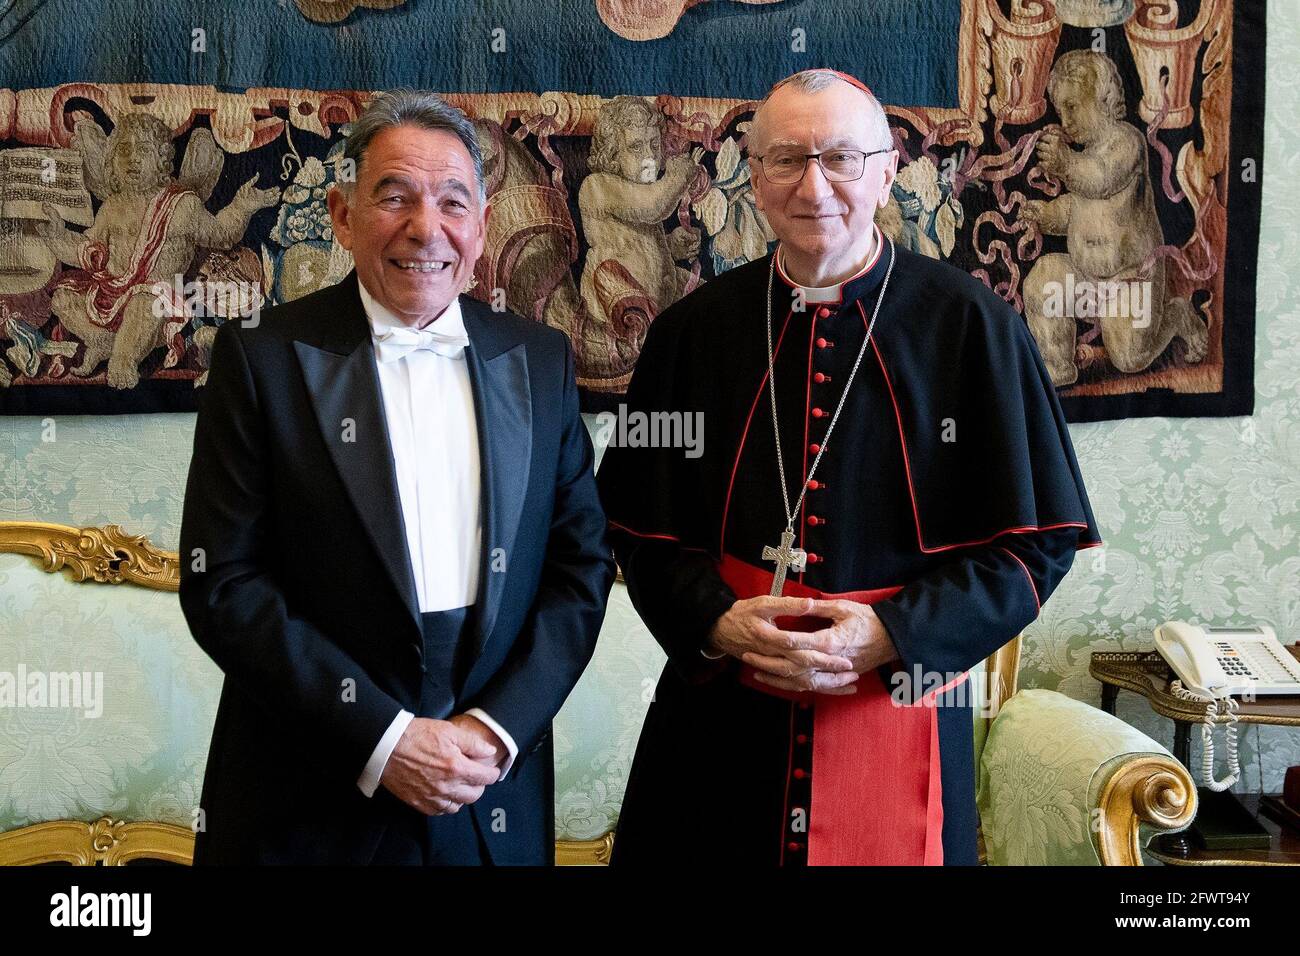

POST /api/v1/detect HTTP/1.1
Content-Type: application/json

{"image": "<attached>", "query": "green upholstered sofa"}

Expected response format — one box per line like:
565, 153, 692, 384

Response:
0, 521, 1195, 865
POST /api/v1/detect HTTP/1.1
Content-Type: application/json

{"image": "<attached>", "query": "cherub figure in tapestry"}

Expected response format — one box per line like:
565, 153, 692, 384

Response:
578, 96, 702, 350
1020, 50, 1207, 387
36, 113, 278, 389
878, 154, 964, 261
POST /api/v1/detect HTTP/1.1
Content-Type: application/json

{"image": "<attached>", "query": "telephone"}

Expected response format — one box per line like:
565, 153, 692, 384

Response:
1154, 622, 1300, 697
1153, 622, 1300, 792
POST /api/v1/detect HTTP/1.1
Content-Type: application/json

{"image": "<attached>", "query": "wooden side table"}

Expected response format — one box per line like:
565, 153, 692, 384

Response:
1089, 649, 1300, 865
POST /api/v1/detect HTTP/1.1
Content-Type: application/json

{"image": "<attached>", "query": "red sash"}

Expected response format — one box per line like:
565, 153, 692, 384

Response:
717, 554, 965, 865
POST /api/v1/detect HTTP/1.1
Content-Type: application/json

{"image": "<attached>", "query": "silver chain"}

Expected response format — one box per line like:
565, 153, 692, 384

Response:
765, 237, 896, 533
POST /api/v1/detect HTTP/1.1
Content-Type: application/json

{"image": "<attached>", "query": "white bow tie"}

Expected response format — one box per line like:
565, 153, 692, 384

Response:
374, 323, 469, 362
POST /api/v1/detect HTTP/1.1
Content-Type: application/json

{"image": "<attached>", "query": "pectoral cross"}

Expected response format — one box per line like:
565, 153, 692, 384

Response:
762, 527, 807, 597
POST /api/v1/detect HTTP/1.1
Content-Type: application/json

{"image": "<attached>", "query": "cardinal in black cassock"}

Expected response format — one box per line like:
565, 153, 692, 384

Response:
596, 70, 1102, 867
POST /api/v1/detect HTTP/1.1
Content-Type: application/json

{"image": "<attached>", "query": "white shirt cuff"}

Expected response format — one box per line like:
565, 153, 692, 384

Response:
464, 707, 519, 780
357, 709, 415, 798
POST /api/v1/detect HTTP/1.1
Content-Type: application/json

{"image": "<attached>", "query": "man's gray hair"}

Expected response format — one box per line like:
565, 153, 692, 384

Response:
750, 70, 892, 153
337, 88, 486, 204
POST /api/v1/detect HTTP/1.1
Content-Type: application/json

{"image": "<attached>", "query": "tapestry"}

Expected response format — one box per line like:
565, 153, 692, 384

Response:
0, 0, 1263, 421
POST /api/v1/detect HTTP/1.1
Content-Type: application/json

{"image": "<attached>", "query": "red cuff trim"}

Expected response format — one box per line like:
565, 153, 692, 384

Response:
606, 520, 711, 553
607, 520, 680, 542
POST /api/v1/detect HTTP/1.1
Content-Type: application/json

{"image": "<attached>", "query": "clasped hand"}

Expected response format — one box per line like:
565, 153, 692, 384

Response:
380, 713, 508, 815
707, 595, 897, 695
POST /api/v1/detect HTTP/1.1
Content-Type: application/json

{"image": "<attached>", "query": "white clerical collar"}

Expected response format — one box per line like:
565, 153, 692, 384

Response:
357, 275, 468, 342
776, 223, 882, 303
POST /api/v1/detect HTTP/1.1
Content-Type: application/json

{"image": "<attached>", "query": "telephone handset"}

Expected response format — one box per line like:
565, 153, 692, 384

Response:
1153, 622, 1300, 792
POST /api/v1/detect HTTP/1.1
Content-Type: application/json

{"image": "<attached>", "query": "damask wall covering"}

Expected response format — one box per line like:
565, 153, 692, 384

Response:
0, 0, 1296, 838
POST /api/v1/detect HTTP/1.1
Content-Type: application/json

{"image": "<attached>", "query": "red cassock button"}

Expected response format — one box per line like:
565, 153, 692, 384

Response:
793, 768, 808, 780
815, 306, 831, 319
807, 515, 821, 526
807, 479, 821, 490
807, 553, 822, 564
811, 407, 825, 418
796, 734, 809, 744
816, 337, 833, 349
788, 841, 805, 852
813, 372, 828, 384
809, 443, 821, 454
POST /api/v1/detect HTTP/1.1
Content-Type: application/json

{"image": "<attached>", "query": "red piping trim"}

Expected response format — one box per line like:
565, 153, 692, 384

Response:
607, 520, 709, 553
869, 327, 1098, 554
779, 702, 795, 866
720, 307, 797, 555
608, 520, 679, 542
924, 522, 1094, 551
870, 331, 929, 554
1000, 546, 1041, 613
798, 317, 815, 584
775, 223, 884, 306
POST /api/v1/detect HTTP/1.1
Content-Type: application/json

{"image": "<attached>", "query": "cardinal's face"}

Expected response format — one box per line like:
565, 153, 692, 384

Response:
327, 124, 485, 329
748, 83, 897, 277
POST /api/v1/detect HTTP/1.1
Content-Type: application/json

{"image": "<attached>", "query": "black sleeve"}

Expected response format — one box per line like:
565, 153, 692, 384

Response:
612, 533, 738, 685
871, 526, 1083, 700
469, 337, 617, 761
178, 323, 403, 784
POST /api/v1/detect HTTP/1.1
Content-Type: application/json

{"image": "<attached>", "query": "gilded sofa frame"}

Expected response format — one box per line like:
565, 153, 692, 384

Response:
0, 521, 1192, 865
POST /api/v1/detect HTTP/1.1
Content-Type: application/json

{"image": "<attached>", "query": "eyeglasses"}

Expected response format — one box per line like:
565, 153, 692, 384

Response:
751, 147, 893, 185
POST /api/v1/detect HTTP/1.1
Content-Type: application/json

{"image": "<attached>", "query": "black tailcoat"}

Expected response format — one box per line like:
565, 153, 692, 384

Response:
180, 271, 615, 864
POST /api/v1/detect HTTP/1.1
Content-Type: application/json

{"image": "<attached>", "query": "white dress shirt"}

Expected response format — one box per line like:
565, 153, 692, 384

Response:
353, 279, 519, 798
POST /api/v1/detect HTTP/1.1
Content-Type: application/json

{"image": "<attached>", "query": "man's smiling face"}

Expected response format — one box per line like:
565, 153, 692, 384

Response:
328, 124, 485, 328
